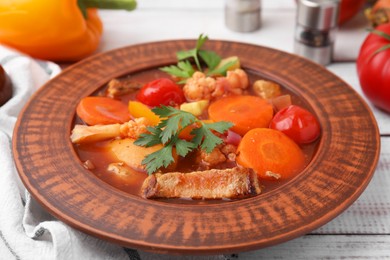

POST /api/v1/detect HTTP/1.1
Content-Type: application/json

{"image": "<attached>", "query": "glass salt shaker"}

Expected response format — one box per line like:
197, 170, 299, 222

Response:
225, 0, 261, 32
294, 0, 340, 66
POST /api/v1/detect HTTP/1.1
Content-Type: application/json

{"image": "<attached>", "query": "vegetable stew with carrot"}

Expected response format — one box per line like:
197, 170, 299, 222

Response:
71, 35, 321, 203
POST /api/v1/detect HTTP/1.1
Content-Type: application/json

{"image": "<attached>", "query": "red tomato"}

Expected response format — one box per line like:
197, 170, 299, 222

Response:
357, 23, 390, 113
136, 78, 185, 107
339, 0, 365, 25
270, 105, 320, 144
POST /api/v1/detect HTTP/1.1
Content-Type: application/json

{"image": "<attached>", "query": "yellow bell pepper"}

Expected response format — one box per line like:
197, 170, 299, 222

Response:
0, 0, 136, 61
128, 101, 161, 126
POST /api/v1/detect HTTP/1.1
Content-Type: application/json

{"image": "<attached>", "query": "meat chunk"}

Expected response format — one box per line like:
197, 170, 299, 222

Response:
197, 147, 227, 167
141, 167, 261, 199
106, 79, 141, 98
196, 144, 237, 169
107, 162, 132, 176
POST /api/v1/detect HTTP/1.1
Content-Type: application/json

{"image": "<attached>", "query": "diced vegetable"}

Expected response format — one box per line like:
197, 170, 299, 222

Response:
224, 130, 242, 146
76, 96, 130, 125
70, 124, 121, 144
208, 95, 274, 136
236, 128, 306, 180
180, 100, 209, 116
270, 94, 292, 112
128, 101, 160, 125
253, 79, 281, 99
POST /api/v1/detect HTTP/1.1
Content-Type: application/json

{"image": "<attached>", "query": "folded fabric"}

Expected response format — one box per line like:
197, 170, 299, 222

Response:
0, 45, 133, 260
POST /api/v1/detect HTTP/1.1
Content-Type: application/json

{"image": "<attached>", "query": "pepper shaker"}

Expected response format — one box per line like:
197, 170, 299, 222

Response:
294, 0, 340, 66
225, 0, 261, 32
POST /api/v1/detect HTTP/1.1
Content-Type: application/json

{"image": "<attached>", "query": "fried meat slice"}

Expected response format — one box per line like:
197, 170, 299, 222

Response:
141, 167, 261, 199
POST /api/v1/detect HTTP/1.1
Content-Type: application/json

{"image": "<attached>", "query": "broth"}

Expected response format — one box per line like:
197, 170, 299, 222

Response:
73, 68, 319, 203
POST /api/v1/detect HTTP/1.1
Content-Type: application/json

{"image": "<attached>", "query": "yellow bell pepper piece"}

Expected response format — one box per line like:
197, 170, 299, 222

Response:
0, 0, 136, 61
128, 101, 160, 126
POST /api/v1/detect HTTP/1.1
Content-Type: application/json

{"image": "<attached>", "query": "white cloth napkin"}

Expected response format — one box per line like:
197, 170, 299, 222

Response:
0, 46, 135, 260
0, 46, 227, 260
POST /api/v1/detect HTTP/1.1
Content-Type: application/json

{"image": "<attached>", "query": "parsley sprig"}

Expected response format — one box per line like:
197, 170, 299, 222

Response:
134, 106, 233, 175
160, 34, 236, 82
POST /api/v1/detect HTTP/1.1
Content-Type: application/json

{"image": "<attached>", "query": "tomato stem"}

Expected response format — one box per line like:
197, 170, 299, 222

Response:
367, 29, 390, 58
369, 28, 390, 41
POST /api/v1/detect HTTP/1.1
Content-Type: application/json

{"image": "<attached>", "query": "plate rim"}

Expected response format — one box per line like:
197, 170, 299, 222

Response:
12, 39, 381, 254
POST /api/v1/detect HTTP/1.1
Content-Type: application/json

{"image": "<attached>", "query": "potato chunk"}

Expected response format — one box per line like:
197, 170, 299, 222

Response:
253, 79, 281, 99
108, 138, 177, 172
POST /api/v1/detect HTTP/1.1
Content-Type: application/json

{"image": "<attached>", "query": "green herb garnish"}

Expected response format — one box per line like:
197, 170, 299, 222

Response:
134, 106, 233, 175
160, 34, 236, 82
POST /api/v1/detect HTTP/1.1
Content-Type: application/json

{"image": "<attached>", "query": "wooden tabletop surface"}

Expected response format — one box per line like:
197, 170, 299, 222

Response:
92, 0, 389, 258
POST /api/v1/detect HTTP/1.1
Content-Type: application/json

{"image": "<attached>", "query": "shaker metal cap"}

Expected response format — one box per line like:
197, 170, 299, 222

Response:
225, 0, 261, 32
297, 0, 340, 30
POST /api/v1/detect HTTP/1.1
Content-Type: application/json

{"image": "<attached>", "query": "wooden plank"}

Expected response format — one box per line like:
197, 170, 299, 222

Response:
139, 235, 390, 259
236, 235, 390, 259
312, 137, 390, 234
328, 64, 390, 135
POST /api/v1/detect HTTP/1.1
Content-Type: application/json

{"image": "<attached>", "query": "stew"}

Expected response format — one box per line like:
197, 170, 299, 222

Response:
71, 36, 320, 203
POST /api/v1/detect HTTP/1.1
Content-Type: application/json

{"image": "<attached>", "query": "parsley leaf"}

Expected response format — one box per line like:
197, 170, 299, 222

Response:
177, 34, 208, 70
159, 60, 195, 79
175, 138, 196, 157
198, 50, 221, 71
142, 143, 175, 174
191, 121, 234, 153
160, 34, 234, 80
152, 106, 197, 144
134, 127, 162, 147
207, 60, 237, 77
134, 106, 233, 175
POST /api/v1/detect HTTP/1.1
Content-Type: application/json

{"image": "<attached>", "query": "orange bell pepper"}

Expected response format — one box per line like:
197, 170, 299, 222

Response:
0, 0, 136, 62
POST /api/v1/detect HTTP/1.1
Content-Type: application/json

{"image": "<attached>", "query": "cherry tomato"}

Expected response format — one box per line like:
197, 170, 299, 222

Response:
357, 23, 390, 113
270, 105, 320, 144
136, 78, 185, 107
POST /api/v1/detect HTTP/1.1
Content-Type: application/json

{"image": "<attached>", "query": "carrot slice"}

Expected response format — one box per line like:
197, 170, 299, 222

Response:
236, 128, 306, 180
208, 95, 273, 136
76, 96, 130, 125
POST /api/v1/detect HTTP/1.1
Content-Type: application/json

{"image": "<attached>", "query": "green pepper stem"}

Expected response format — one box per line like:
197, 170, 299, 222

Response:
80, 0, 137, 11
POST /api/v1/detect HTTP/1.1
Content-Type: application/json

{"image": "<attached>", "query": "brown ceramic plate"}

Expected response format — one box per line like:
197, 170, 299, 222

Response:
13, 40, 380, 255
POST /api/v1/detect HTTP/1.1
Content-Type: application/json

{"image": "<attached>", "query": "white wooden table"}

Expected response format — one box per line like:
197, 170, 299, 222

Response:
97, 0, 390, 258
